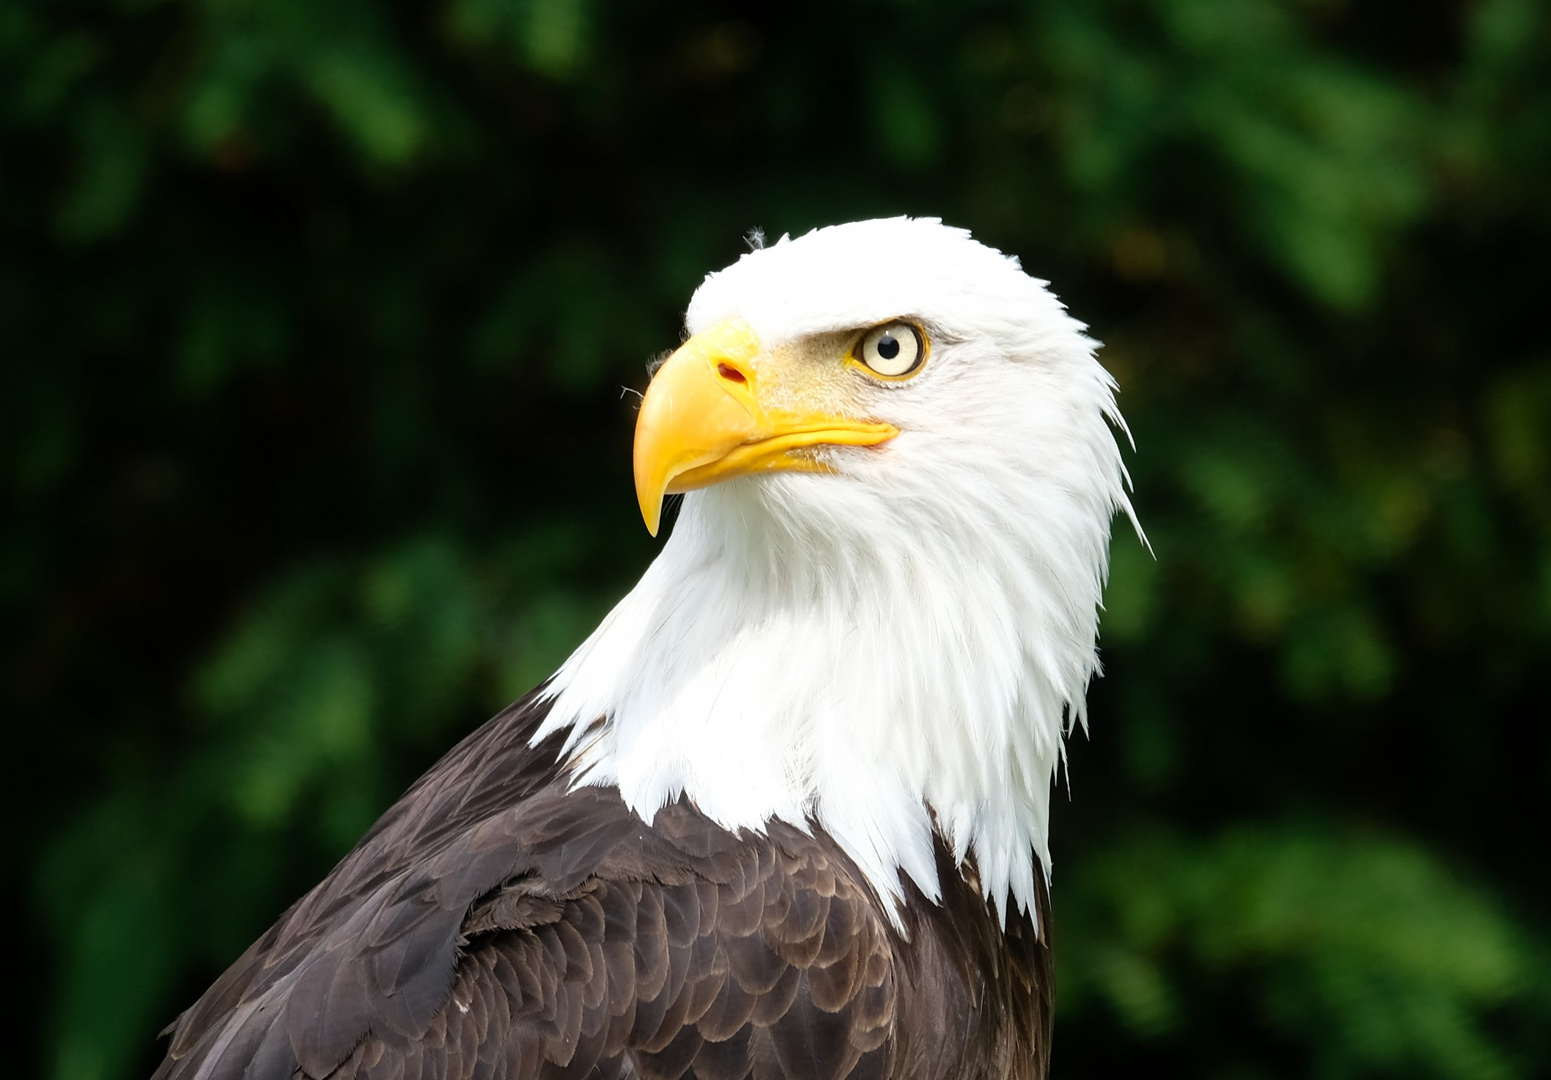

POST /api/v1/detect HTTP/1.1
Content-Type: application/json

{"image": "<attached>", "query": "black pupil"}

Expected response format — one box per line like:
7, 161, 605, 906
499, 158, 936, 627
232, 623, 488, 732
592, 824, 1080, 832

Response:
876, 334, 900, 360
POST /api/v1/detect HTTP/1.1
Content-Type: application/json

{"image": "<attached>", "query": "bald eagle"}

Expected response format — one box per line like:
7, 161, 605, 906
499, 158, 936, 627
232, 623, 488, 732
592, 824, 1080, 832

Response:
154, 218, 1136, 1080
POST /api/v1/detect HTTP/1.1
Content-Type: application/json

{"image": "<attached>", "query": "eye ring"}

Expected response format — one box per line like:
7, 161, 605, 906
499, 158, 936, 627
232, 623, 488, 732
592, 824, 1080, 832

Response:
853, 321, 927, 379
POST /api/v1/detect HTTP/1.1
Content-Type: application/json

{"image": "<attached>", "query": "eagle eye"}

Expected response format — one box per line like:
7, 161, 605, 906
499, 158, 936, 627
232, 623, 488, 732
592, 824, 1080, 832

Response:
855, 322, 925, 379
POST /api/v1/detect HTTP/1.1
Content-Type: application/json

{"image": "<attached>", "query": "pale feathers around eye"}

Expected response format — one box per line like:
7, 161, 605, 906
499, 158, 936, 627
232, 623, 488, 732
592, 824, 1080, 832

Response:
536, 217, 1140, 928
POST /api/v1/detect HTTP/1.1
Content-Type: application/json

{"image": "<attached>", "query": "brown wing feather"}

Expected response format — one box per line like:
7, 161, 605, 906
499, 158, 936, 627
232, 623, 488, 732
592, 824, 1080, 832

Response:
153, 692, 1052, 1080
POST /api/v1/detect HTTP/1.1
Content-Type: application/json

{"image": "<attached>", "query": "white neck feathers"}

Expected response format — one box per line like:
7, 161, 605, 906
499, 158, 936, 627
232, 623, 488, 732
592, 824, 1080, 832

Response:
537, 454, 1127, 923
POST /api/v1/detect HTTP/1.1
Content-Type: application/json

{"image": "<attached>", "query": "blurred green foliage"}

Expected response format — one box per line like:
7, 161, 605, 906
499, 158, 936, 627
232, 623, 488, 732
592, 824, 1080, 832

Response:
3, 0, 1549, 1078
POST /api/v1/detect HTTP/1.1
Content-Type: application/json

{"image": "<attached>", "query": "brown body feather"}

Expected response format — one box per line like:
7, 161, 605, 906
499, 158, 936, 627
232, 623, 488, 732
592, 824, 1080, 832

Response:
154, 692, 1053, 1080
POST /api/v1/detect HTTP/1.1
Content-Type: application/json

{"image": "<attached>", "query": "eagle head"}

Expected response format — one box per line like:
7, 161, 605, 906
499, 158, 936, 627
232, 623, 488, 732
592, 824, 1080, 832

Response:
541, 217, 1137, 923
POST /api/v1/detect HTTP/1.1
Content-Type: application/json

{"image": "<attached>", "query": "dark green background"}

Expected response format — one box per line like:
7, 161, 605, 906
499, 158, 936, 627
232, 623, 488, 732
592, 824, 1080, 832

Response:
4, 0, 1550, 1077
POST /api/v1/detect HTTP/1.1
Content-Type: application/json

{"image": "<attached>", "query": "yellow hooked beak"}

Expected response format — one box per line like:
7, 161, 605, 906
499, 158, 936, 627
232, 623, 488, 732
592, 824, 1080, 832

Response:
633, 320, 899, 535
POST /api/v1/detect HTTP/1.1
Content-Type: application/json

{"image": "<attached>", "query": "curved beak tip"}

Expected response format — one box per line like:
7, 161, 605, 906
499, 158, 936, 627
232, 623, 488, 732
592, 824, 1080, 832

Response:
638, 490, 662, 537
633, 441, 665, 536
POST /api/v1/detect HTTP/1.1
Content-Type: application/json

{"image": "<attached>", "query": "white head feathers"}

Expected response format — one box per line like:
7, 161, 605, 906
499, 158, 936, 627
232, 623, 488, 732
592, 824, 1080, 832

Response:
536, 217, 1137, 924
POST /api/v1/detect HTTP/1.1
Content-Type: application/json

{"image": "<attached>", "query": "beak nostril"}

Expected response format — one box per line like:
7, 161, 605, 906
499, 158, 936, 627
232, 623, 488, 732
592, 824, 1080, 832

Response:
716, 363, 747, 385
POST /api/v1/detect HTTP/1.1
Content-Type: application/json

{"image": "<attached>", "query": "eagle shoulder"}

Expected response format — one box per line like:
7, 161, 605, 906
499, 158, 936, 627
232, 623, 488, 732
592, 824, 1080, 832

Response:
153, 693, 973, 1080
